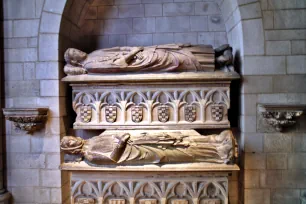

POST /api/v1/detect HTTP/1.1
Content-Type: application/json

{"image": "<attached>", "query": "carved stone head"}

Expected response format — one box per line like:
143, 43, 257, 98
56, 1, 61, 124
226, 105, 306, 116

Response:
60, 136, 84, 154
64, 48, 88, 66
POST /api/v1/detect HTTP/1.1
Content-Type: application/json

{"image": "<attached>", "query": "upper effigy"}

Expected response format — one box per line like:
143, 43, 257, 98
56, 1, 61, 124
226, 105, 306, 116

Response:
64, 44, 233, 75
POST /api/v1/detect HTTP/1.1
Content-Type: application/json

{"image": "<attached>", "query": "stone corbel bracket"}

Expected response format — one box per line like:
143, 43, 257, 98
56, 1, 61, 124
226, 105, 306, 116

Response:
259, 104, 306, 132
2, 107, 49, 134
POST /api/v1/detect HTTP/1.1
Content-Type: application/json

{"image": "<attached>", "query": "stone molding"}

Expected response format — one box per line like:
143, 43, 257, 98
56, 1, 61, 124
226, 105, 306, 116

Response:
259, 104, 306, 132
2, 107, 49, 134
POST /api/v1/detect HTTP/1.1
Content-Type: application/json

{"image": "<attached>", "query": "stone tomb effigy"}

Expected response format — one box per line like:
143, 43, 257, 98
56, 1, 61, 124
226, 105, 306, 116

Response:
61, 44, 240, 204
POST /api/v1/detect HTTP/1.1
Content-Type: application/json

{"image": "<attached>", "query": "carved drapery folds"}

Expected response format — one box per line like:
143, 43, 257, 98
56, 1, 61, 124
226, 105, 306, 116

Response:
2, 108, 48, 134
71, 177, 228, 204
259, 104, 306, 132
72, 87, 230, 129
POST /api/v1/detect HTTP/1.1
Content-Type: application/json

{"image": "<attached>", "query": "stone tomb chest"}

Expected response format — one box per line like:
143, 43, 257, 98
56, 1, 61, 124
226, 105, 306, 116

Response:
61, 44, 240, 204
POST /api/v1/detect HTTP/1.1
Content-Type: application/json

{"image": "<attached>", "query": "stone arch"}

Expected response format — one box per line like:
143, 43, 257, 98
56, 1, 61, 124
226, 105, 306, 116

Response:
37, 0, 265, 202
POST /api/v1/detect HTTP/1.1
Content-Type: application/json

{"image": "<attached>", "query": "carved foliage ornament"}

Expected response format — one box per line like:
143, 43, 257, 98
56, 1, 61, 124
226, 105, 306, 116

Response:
2, 108, 48, 134
259, 104, 306, 132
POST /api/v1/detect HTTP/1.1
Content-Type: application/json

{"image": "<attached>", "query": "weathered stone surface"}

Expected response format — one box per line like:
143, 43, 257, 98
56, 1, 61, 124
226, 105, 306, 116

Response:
40, 12, 61, 33
4, 48, 38, 62
242, 76, 273, 94
51, 188, 62, 204
163, 3, 194, 16
245, 133, 263, 153
98, 6, 118, 19
288, 153, 306, 169
145, 4, 162, 16
3, 0, 36, 19
240, 116, 257, 133
153, 33, 174, 44
34, 188, 51, 204
4, 38, 28, 49
109, 35, 126, 47
39, 34, 59, 61
264, 134, 292, 152
292, 133, 306, 152
245, 153, 266, 169
4, 63, 24, 81
269, 0, 306, 9
40, 80, 59, 97
31, 135, 61, 153
292, 40, 306, 55
245, 189, 270, 204
12, 187, 34, 203
24, 63, 36, 80
133, 18, 155, 33
8, 153, 45, 169
2, 20, 13, 38
36, 62, 59, 80
8, 169, 39, 187
242, 19, 265, 55
127, 34, 153, 46
214, 32, 228, 47
266, 41, 291, 56
28, 37, 38, 48
244, 170, 260, 188
274, 10, 306, 29
287, 56, 306, 74
44, 0, 66, 14
271, 189, 301, 204
198, 32, 215, 45
267, 153, 287, 169
190, 16, 208, 31
104, 19, 133, 34
273, 75, 306, 93
240, 2, 262, 19
265, 29, 306, 40
41, 170, 61, 187
243, 56, 286, 75
5, 81, 40, 97
118, 4, 144, 17
7, 136, 30, 153
263, 11, 274, 29
174, 33, 197, 44
156, 16, 190, 32
115, 0, 141, 4
208, 15, 226, 31
240, 94, 257, 116
195, 2, 220, 15
46, 153, 61, 169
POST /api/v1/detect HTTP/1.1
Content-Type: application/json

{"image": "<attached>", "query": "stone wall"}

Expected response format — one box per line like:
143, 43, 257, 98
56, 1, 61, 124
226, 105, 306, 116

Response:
1, 0, 306, 204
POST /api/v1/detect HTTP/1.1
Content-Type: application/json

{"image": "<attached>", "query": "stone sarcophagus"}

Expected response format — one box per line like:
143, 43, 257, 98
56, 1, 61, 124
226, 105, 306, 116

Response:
61, 44, 239, 204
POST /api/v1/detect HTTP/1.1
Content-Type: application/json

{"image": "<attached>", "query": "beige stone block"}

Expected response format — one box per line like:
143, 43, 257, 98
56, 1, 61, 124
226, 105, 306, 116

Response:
241, 94, 257, 116
242, 19, 265, 55
273, 75, 306, 93
44, 0, 66, 14
260, 170, 284, 188
190, 16, 208, 32
240, 2, 262, 19
292, 133, 306, 152
208, 15, 226, 32
264, 134, 292, 153
243, 56, 286, 75
118, 4, 144, 18
39, 34, 59, 61
133, 18, 155, 33
3, 0, 36, 19
51, 188, 62, 204
287, 55, 306, 74
40, 12, 61, 33
245, 153, 266, 169
265, 29, 306, 41
263, 11, 273, 29
288, 153, 306, 169
282, 170, 306, 188
34, 188, 51, 203
12, 187, 34, 203
41, 170, 61, 187
245, 133, 263, 153
98, 6, 118, 19
24, 63, 36, 80
153, 33, 174, 45
174, 33, 197, 44
274, 10, 306, 29
8, 169, 39, 187
244, 170, 260, 188
195, 2, 220, 15
31, 135, 61, 153
241, 76, 273, 94
104, 19, 133, 34
4, 48, 37, 62
156, 16, 190, 32
245, 189, 270, 204
266, 41, 291, 56
4, 63, 24, 81
163, 3, 194, 16
229, 180, 239, 197
4, 38, 28, 49
257, 93, 288, 104
268, 0, 306, 9
46, 153, 61, 169
13, 20, 39, 37
240, 116, 257, 133
8, 153, 45, 169
145, 4, 162, 17
271, 189, 301, 204
292, 40, 306, 55
267, 153, 287, 169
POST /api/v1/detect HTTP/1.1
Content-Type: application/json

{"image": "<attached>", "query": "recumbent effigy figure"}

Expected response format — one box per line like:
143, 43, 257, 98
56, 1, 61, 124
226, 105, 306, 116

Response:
63, 44, 234, 75
60, 130, 236, 165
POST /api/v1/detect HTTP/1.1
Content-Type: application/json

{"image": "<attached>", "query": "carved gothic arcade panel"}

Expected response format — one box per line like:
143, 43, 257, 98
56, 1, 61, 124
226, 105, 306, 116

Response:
71, 85, 230, 129
71, 173, 228, 204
